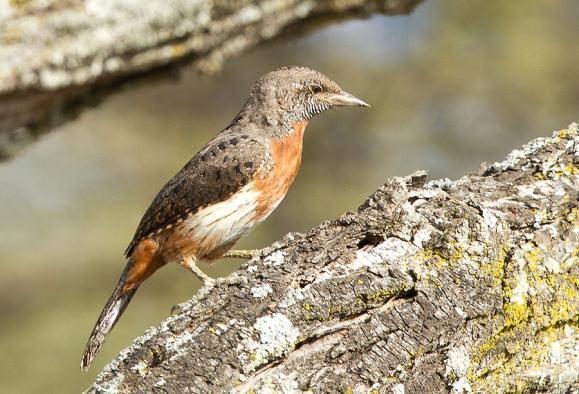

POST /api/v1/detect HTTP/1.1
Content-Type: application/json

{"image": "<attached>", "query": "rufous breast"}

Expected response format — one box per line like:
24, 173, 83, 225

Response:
254, 120, 308, 221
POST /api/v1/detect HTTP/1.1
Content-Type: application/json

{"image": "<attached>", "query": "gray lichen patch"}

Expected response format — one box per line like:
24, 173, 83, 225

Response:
445, 346, 472, 393
263, 250, 286, 266
279, 286, 305, 308
446, 346, 471, 377
250, 283, 273, 299
245, 371, 301, 394
238, 313, 300, 374
352, 237, 419, 270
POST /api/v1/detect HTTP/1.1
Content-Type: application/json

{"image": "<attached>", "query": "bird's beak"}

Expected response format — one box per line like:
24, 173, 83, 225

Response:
325, 91, 370, 108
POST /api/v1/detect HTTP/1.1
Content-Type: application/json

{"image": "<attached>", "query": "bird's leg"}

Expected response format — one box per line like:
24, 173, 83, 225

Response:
180, 256, 215, 287
172, 257, 215, 315
222, 249, 261, 259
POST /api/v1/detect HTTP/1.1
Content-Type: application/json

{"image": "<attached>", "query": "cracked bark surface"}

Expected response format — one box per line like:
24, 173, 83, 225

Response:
0, 0, 423, 160
88, 123, 579, 393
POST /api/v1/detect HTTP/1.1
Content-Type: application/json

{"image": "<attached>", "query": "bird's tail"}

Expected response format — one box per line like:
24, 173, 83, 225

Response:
80, 260, 138, 371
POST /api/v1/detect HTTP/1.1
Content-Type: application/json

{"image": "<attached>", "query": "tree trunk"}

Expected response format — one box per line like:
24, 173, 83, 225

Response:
87, 123, 579, 393
0, 0, 423, 160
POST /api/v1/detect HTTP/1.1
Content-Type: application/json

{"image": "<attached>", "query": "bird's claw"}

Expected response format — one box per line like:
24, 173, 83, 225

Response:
223, 249, 261, 259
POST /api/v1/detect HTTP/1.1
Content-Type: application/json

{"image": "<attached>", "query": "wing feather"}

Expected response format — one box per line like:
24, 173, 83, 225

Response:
124, 134, 268, 257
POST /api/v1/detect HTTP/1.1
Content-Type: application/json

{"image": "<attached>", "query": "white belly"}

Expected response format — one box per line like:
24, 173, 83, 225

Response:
181, 182, 260, 249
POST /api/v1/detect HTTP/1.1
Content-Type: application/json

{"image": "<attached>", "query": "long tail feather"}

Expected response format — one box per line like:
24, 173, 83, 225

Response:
80, 260, 138, 371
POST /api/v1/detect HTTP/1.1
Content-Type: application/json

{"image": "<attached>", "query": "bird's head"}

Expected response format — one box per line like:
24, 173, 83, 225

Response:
244, 66, 369, 131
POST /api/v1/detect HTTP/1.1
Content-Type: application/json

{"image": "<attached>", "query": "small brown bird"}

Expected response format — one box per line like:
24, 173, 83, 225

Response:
80, 66, 368, 370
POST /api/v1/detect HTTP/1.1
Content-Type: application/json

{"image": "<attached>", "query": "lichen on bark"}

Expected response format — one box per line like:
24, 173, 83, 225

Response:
87, 123, 578, 393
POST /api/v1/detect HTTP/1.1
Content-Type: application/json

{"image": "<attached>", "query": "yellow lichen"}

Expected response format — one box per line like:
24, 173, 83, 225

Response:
563, 164, 579, 175
418, 249, 448, 269
172, 44, 186, 57
503, 301, 530, 327
468, 237, 578, 391
9, 0, 30, 8
478, 245, 507, 286
326, 304, 346, 319
367, 288, 400, 304
451, 243, 465, 262
565, 207, 578, 223
557, 129, 569, 139
302, 303, 314, 321
469, 324, 573, 392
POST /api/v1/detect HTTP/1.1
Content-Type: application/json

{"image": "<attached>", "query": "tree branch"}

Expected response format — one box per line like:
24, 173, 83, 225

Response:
88, 123, 579, 393
0, 0, 424, 160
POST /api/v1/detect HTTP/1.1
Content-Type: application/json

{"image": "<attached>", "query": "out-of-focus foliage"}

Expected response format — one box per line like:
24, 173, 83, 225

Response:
0, 1, 577, 392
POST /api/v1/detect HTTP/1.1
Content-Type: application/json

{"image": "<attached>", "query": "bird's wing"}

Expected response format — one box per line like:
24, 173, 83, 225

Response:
124, 134, 269, 257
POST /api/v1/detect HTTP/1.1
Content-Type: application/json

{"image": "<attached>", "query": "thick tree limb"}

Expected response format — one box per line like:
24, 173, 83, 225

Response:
88, 123, 579, 393
0, 0, 423, 160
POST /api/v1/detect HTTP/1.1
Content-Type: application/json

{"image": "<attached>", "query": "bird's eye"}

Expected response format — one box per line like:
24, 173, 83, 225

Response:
310, 84, 322, 94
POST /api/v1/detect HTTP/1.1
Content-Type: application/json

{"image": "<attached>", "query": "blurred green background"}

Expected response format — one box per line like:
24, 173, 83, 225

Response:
1, 0, 578, 392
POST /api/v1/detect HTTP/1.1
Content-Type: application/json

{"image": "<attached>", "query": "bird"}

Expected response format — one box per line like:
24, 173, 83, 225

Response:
80, 66, 369, 370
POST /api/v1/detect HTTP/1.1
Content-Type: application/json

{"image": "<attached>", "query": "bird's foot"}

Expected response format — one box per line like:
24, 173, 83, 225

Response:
223, 249, 261, 259
173, 260, 217, 316
180, 258, 215, 288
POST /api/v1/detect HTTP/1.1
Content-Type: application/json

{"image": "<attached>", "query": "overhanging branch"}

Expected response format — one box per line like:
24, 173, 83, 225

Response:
0, 0, 424, 160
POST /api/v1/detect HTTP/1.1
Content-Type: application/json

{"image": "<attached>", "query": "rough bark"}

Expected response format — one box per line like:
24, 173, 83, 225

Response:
0, 0, 423, 160
88, 123, 579, 393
